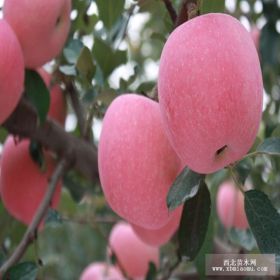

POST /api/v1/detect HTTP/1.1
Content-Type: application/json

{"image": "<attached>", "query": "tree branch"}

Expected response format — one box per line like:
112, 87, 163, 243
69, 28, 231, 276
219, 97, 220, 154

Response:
66, 81, 88, 140
3, 98, 99, 183
175, 0, 200, 27
162, 0, 177, 24
0, 159, 68, 276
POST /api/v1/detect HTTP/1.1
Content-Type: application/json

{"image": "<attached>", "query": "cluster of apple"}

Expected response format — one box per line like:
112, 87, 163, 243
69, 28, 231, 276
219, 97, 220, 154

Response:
0, 0, 71, 225
98, 10, 262, 270
80, 222, 160, 280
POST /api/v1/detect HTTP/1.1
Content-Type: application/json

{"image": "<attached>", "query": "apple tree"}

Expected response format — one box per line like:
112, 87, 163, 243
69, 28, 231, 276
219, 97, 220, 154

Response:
0, 0, 280, 279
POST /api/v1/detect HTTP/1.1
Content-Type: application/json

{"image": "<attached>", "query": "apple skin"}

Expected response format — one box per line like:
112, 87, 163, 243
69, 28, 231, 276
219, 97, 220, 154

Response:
3, 0, 71, 68
158, 13, 263, 174
38, 68, 67, 126
0, 136, 62, 226
132, 206, 182, 247
0, 19, 24, 125
79, 262, 124, 280
109, 222, 159, 279
251, 26, 260, 52
98, 94, 182, 229
216, 181, 249, 229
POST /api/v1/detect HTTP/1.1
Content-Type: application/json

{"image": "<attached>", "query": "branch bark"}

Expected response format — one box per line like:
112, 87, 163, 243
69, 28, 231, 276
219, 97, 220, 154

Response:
0, 159, 68, 276
162, 0, 177, 24
175, 0, 200, 27
3, 98, 99, 183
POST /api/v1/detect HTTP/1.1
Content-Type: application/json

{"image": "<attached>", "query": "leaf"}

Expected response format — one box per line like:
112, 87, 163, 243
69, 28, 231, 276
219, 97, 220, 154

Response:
63, 172, 86, 202
194, 206, 214, 280
59, 65, 77, 76
201, 0, 225, 13
256, 137, 280, 156
92, 37, 127, 78
76, 47, 96, 83
178, 181, 211, 261
29, 140, 45, 169
235, 158, 253, 185
3, 262, 38, 280
63, 39, 84, 64
145, 262, 157, 280
228, 228, 257, 251
24, 70, 50, 124
45, 209, 63, 226
95, 0, 125, 29
167, 167, 205, 210
245, 190, 280, 257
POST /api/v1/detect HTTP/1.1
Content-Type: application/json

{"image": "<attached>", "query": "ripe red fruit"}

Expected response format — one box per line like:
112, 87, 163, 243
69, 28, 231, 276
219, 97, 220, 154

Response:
158, 13, 263, 174
0, 19, 24, 124
216, 181, 249, 229
0, 136, 62, 226
109, 222, 159, 278
98, 94, 182, 229
79, 262, 124, 280
132, 206, 182, 246
4, 0, 71, 68
38, 68, 67, 126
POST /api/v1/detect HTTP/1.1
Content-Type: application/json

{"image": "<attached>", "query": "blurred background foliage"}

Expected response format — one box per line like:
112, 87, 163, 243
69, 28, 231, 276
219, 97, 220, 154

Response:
1, 0, 280, 279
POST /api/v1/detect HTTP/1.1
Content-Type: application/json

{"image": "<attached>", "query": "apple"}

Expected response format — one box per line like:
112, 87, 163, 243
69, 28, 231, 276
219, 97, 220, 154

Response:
216, 181, 249, 229
109, 222, 159, 279
251, 26, 260, 52
158, 13, 263, 174
132, 206, 182, 247
38, 68, 67, 126
0, 19, 24, 125
98, 94, 182, 229
0, 136, 62, 226
3, 0, 71, 68
79, 262, 124, 280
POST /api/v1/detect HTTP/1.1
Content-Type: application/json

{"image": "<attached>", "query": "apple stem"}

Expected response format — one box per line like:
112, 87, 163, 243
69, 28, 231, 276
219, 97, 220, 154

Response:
228, 165, 245, 194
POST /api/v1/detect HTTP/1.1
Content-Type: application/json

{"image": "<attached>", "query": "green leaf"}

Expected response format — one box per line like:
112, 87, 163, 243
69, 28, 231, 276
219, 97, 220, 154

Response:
178, 181, 211, 261
63, 172, 86, 202
145, 262, 157, 280
29, 140, 45, 169
95, 0, 125, 29
3, 262, 38, 280
92, 37, 127, 78
256, 137, 280, 156
194, 207, 214, 279
76, 47, 96, 83
167, 167, 205, 210
24, 70, 50, 124
63, 39, 84, 64
228, 228, 257, 251
45, 209, 63, 226
201, 0, 225, 13
245, 190, 280, 256
59, 65, 77, 76
235, 158, 253, 185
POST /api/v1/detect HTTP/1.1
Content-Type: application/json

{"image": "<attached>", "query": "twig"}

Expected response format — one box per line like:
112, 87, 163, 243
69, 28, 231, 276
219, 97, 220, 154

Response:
162, 0, 177, 24
228, 165, 245, 194
175, 0, 200, 27
67, 81, 88, 140
0, 159, 68, 276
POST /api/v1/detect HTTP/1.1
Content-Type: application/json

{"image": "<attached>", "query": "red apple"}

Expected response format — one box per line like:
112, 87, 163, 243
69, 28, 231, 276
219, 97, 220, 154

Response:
0, 136, 62, 226
4, 0, 71, 68
38, 68, 67, 126
0, 19, 24, 124
216, 181, 249, 229
251, 26, 260, 52
132, 206, 182, 247
109, 222, 159, 279
98, 94, 182, 229
79, 262, 124, 280
158, 13, 263, 174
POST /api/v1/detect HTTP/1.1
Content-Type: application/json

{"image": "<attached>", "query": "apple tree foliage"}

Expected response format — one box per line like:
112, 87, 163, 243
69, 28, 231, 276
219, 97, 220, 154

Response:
1, 0, 280, 279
